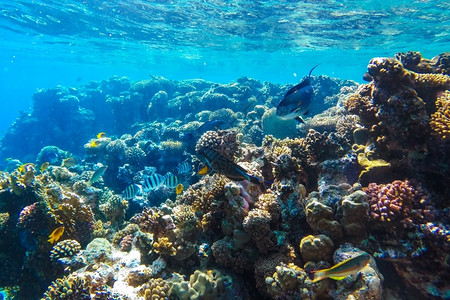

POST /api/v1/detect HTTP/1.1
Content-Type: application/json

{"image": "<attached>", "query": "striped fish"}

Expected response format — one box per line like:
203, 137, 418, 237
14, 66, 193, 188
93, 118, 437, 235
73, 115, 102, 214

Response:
122, 184, 142, 200
177, 161, 192, 174
142, 173, 165, 192
164, 172, 178, 188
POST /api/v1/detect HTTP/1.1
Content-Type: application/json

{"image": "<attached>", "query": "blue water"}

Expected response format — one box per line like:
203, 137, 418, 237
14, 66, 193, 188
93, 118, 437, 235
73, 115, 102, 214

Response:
0, 0, 449, 133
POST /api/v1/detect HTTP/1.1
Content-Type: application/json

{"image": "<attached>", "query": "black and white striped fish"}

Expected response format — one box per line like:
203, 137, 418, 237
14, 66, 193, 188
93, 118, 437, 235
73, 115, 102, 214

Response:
164, 172, 178, 188
177, 161, 192, 174
122, 183, 142, 200
142, 173, 165, 192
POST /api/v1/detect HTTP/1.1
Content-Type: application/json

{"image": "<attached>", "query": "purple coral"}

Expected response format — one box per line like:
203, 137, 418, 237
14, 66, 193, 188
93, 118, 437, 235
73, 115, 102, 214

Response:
364, 180, 435, 228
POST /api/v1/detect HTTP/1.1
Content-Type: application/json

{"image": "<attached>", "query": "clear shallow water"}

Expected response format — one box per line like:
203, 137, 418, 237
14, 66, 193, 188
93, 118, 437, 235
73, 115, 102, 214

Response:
0, 0, 449, 133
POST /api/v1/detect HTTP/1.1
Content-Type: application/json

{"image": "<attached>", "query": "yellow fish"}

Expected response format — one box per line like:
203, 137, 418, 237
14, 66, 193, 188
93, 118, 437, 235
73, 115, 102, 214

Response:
48, 226, 65, 244
18, 163, 35, 173
97, 132, 106, 139
198, 164, 210, 175
61, 157, 76, 167
89, 140, 100, 148
176, 183, 184, 195
40, 162, 49, 173
312, 252, 371, 283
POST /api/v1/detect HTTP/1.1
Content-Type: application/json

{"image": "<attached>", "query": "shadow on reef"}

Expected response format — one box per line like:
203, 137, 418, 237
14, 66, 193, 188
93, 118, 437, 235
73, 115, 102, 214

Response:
0, 51, 448, 299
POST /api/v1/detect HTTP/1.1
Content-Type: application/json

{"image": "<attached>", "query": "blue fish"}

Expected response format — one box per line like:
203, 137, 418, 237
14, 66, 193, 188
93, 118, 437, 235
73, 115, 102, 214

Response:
142, 173, 165, 192
164, 172, 178, 188
122, 183, 142, 200
197, 146, 271, 187
276, 64, 319, 123
177, 161, 192, 174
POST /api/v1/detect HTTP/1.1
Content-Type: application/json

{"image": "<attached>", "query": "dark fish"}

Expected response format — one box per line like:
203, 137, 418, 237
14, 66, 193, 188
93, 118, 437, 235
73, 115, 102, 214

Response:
276, 64, 319, 123
177, 161, 192, 174
181, 120, 231, 142
164, 172, 178, 188
142, 173, 165, 191
362, 72, 373, 82
89, 165, 108, 183
197, 147, 271, 187
123, 183, 142, 200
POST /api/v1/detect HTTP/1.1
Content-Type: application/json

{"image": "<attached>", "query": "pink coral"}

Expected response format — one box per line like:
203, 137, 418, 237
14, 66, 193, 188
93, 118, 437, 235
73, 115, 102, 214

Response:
363, 180, 434, 229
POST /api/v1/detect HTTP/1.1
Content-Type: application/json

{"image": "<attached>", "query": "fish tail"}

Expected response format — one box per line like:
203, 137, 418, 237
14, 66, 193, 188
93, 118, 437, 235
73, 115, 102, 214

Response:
247, 174, 272, 188
312, 270, 328, 283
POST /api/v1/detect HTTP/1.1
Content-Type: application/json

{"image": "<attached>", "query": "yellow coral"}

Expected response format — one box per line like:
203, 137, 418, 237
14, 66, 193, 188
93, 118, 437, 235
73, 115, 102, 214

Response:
430, 90, 450, 140
357, 152, 390, 180
153, 237, 176, 256
413, 73, 450, 89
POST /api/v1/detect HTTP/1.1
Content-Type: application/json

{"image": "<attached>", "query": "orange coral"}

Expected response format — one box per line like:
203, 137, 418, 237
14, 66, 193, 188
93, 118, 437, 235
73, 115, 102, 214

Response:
430, 90, 450, 140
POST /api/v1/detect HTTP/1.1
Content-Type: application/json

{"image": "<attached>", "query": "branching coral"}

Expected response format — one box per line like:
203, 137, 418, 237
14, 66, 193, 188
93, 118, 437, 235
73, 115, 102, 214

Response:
50, 239, 81, 261
139, 277, 171, 300
363, 180, 434, 229
430, 90, 450, 141
42, 273, 91, 300
153, 237, 176, 256
195, 129, 239, 159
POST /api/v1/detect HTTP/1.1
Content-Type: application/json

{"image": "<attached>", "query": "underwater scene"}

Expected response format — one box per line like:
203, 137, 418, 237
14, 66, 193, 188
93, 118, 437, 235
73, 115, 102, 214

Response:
0, 1, 449, 299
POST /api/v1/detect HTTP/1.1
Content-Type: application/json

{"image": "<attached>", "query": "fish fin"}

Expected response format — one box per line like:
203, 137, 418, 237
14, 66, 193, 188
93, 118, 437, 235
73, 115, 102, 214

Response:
308, 64, 320, 78
312, 270, 328, 283
328, 275, 347, 281
295, 116, 305, 123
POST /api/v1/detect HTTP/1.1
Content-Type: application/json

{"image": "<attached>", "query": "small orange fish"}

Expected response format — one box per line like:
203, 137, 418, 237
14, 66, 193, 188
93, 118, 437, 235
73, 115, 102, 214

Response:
176, 183, 184, 195
97, 132, 106, 139
48, 226, 65, 244
89, 140, 100, 148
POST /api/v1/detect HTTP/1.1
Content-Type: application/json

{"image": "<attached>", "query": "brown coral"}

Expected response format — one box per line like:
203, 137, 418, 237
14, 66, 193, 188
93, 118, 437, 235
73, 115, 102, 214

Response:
195, 129, 239, 159
50, 239, 81, 261
139, 277, 171, 300
430, 90, 450, 141
243, 208, 276, 253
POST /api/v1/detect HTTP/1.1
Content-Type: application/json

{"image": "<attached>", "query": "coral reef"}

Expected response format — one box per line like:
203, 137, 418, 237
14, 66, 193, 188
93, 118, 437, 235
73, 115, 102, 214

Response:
0, 55, 448, 299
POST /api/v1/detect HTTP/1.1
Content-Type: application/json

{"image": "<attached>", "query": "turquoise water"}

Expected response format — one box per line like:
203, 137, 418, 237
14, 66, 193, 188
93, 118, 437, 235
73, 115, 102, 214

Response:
0, 0, 449, 133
